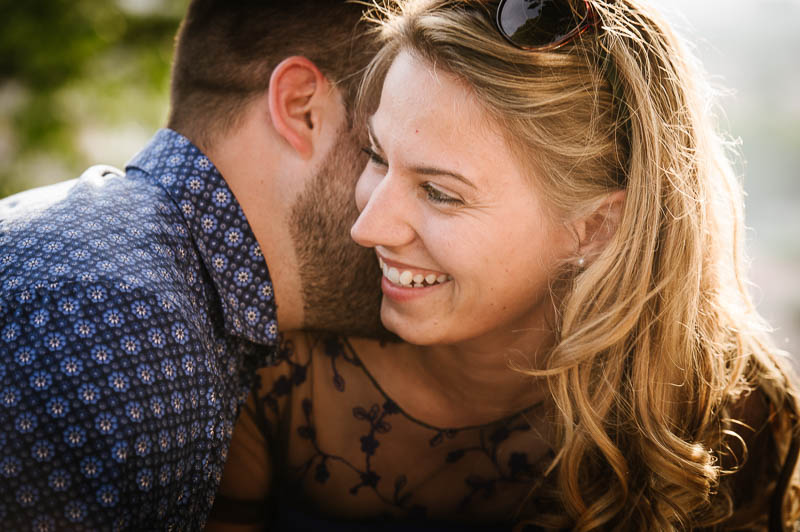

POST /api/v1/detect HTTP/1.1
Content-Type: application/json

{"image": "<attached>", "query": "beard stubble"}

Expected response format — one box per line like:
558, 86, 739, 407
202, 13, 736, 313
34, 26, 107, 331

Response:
288, 125, 389, 339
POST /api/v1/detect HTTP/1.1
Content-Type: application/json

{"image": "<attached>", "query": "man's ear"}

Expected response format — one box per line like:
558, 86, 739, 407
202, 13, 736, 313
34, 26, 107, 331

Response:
268, 56, 329, 160
572, 189, 627, 261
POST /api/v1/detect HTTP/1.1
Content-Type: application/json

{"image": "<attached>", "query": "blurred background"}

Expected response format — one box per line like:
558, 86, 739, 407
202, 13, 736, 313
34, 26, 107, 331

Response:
1, 0, 798, 359
0, 0, 188, 196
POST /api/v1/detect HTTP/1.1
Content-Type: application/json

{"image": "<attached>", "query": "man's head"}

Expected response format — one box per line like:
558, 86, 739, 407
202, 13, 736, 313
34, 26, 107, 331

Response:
168, 0, 372, 149
167, 1, 385, 337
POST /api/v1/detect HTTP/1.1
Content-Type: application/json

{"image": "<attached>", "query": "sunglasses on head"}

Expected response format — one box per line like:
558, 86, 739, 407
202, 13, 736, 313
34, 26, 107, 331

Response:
495, 0, 598, 51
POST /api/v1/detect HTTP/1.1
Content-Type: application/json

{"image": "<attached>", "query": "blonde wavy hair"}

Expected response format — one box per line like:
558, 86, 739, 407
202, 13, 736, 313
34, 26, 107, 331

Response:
359, 0, 800, 529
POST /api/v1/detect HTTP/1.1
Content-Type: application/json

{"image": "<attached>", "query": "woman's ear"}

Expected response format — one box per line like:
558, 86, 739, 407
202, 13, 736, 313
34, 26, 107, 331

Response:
572, 189, 627, 261
267, 56, 330, 159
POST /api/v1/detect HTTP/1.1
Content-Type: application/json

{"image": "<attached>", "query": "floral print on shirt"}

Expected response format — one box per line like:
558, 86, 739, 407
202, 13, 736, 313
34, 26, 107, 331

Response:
0, 129, 278, 531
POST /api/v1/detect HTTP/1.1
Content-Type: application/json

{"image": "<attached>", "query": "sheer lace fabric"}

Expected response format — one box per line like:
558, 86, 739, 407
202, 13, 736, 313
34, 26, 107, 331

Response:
226, 333, 555, 528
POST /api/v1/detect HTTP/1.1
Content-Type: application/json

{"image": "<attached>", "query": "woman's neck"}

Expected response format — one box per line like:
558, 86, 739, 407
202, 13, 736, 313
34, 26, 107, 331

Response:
353, 324, 553, 429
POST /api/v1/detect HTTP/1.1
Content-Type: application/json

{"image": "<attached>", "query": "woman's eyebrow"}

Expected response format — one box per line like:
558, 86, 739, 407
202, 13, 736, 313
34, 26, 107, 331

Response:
409, 164, 476, 189
367, 116, 477, 190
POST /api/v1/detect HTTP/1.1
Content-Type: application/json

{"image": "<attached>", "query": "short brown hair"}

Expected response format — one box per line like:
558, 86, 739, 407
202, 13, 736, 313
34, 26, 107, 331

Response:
167, 0, 374, 150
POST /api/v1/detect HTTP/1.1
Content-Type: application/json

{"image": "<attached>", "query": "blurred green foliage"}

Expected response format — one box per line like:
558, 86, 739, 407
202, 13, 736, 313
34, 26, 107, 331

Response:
0, 0, 188, 198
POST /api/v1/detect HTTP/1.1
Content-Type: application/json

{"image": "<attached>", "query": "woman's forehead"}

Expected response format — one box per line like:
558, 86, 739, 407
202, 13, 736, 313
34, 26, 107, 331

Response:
372, 52, 506, 158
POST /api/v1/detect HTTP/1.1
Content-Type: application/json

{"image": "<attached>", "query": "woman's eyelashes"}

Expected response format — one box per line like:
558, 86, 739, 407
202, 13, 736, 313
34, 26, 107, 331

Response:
362, 146, 387, 167
362, 146, 463, 206
421, 183, 462, 205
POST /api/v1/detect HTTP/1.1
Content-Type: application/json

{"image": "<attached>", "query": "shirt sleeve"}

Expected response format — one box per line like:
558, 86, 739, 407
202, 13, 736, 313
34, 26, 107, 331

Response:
0, 279, 222, 530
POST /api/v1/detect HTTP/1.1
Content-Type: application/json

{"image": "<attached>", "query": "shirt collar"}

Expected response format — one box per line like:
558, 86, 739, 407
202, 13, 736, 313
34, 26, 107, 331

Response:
126, 128, 279, 346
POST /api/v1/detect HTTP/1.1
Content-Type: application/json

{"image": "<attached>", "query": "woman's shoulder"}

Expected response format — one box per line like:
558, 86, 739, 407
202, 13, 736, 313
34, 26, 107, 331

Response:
252, 332, 377, 399
253, 331, 320, 382
250, 331, 314, 408
718, 384, 800, 529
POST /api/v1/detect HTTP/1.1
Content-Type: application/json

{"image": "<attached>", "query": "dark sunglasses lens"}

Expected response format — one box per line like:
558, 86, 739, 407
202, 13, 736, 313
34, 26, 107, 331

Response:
498, 0, 586, 48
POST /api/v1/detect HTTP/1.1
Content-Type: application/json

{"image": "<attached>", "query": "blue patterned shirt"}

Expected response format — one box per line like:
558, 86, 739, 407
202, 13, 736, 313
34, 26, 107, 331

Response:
0, 129, 279, 531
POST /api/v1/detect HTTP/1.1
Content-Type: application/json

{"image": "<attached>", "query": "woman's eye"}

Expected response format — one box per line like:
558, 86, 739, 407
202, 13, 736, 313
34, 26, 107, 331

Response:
422, 183, 462, 205
361, 147, 387, 167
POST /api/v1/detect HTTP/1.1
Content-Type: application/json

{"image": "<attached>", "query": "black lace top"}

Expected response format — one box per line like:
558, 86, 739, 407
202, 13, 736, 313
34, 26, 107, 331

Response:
209, 333, 792, 532
210, 333, 557, 531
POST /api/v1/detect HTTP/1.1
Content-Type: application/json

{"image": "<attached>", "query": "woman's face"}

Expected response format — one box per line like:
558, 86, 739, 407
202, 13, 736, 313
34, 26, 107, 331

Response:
351, 51, 575, 348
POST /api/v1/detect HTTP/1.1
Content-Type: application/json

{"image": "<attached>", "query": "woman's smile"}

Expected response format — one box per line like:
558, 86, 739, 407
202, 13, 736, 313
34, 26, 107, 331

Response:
378, 254, 451, 287
377, 252, 452, 303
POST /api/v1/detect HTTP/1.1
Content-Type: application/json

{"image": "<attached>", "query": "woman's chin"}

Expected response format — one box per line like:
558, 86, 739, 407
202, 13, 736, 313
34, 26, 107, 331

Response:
379, 305, 443, 347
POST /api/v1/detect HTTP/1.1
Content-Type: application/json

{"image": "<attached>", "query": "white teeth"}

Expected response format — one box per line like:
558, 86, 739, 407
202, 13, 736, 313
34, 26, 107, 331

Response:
399, 270, 413, 286
379, 258, 452, 288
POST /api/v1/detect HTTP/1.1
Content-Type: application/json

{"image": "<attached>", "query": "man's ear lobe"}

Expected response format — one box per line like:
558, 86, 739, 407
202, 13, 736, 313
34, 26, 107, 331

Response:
574, 189, 627, 259
268, 56, 327, 159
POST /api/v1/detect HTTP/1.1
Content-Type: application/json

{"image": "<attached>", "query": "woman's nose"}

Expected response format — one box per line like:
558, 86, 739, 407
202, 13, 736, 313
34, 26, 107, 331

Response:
351, 172, 416, 249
